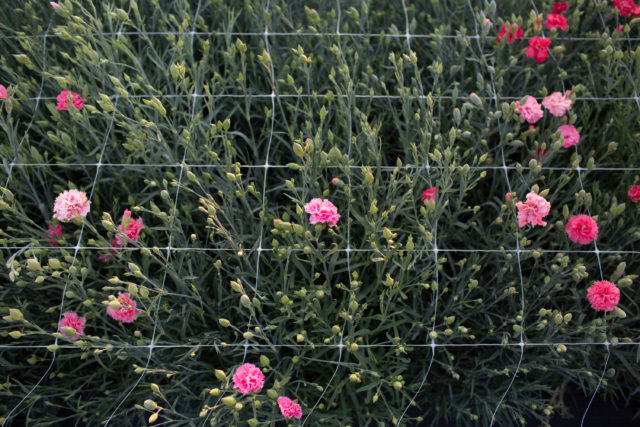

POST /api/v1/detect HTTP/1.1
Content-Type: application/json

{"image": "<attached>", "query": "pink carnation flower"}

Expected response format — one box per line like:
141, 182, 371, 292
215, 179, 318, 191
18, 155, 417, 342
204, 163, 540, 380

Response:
496, 24, 523, 44
421, 187, 437, 202
526, 36, 551, 63
116, 209, 144, 245
46, 224, 63, 246
558, 124, 580, 148
552, 1, 569, 14
277, 396, 302, 420
516, 191, 550, 228
232, 363, 265, 395
59, 311, 86, 341
304, 198, 340, 227
542, 92, 572, 117
628, 185, 640, 202
612, 0, 640, 17
56, 90, 85, 111
545, 13, 569, 30
515, 96, 544, 124
107, 292, 141, 323
587, 280, 620, 312
0, 84, 7, 99
565, 214, 598, 245
53, 189, 90, 222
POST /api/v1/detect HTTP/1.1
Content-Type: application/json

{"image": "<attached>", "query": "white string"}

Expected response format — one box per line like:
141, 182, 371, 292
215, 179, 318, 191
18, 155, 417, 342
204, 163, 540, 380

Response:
12, 93, 639, 102
3, 31, 639, 42
4, 246, 640, 255
104, 1, 202, 423
396, 1, 439, 423
465, 2, 526, 424
302, 2, 352, 422
1, 17, 57, 425
200, 0, 278, 423
0, 340, 635, 351
2, 97, 121, 427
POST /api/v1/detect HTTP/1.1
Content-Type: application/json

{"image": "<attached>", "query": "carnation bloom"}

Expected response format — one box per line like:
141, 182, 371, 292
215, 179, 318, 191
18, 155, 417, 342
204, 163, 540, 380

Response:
542, 91, 572, 117
516, 192, 550, 228
565, 214, 598, 244
0, 84, 7, 99
612, 0, 640, 17
496, 24, 523, 44
232, 363, 265, 395
106, 292, 142, 323
56, 90, 85, 111
526, 36, 551, 63
515, 96, 544, 124
558, 124, 580, 148
59, 311, 86, 341
304, 198, 340, 227
628, 185, 640, 202
587, 280, 620, 312
53, 189, 90, 222
277, 396, 302, 420
115, 209, 144, 245
46, 224, 63, 246
545, 13, 569, 30
552, 1, 569, 13
421, 187, 437, 202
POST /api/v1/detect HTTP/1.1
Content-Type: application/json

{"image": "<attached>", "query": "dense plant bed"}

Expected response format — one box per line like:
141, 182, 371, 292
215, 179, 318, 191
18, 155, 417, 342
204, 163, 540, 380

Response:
1, 0, 640, 425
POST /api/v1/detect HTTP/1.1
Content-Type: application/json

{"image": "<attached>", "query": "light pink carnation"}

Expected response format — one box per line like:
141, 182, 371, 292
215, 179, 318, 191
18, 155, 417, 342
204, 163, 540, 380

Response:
107, 292, 141, 323
232, 363, 265, 395
516, 192, 550, 228
515, 96, 544, 124
587, 280, 620, 312
558, 124, 580, 148
56, 90, 85, 111
565, 214, 598, 245
304, 198, 340, 227
542, 92, 572, 117
53, 189, 90, 222
0, 84, 7, 99
277, 396, 302, 419
59, 311, 86, 341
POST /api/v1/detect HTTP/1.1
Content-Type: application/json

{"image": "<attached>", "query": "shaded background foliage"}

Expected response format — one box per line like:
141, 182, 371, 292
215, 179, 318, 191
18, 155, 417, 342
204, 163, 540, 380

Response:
1, 0, 640, 425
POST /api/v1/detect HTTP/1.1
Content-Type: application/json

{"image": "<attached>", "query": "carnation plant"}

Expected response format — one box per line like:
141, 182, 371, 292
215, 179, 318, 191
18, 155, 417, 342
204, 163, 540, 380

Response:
1, 0, 640, 426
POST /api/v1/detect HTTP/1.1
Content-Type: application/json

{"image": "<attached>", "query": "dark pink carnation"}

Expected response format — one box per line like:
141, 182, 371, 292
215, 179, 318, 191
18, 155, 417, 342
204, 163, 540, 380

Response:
59, 311, 86, 341
56, 90, 85, 111
421, 187, 437, 202
496, 24, 523, 44
552, 1, 569, 13
46, 224, 63, 246
545, 13, 569, 31
0, 84, 7, 99
628, 185, 640, 202
526, 36, 551, 63
587, 280, 620, 311
565, 214, 598, 245
232, 363, 265, 395
277, 396, 302, 419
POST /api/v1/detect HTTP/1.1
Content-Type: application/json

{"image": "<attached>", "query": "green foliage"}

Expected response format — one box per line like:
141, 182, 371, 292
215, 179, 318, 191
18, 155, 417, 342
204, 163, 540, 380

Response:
1, 0, 640, 426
